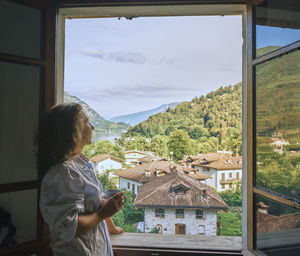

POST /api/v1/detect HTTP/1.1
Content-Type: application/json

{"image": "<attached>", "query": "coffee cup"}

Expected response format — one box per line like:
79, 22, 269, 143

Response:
105, 189, 126, 203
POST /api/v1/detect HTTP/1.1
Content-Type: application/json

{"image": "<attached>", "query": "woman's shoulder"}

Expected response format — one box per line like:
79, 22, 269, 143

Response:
42, 159, 82, 184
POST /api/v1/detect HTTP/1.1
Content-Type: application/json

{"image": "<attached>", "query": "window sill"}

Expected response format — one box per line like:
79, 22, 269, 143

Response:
111, 232, 242, 252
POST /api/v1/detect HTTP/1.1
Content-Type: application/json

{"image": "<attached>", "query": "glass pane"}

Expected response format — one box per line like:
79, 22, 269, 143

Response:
0, 189, 37, 245
0, 61, 40, 184
255, 0, 300, 57
255, 49, 300, 200
0, 0, 42, 59
255, 194, 300, 255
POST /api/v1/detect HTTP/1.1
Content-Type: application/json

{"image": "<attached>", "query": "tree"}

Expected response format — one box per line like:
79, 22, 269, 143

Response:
167, 130, 193, 161
83, 140, 124, 159
150, 135, 169, 157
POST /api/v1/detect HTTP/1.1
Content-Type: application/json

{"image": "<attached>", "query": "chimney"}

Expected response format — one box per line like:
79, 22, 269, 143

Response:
257, 202, 268, 214
145, 170, 150, 178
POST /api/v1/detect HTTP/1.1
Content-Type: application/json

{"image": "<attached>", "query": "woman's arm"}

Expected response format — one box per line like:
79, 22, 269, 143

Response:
76, 192, 124, 236
106, 217, 124, 234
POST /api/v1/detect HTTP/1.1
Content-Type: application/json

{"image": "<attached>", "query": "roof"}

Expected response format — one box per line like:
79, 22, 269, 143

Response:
139, 155, 155, 163
134, 170, 228, 210
114, 159, 211, 183
189, 153, 242, 171
125, 150, 155, 156
114, 159, 176, 183
257, 211, 300, 233
182, 167, 212, 180
89, 154, 124, 164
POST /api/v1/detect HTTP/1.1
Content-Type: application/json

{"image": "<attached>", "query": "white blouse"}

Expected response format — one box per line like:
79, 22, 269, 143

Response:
39, 154, 113, 256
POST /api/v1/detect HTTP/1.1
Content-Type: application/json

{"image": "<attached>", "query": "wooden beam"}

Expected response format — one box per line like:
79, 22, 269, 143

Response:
253, 40, 300, 65
0, 180, 39, 193
253, 187, 300, 210
0, 53, 45, 66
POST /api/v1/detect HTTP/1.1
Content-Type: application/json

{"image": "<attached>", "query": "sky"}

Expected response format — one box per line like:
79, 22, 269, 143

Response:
64, 15, 243, 119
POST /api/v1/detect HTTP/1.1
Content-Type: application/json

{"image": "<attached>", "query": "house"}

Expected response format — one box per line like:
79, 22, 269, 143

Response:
182, 153, 242, 191
114, 159, 211, 194
124, 150, 156, 167
134, 170, 228, 235
89, 154, 124, 176
270, 138, 289, 153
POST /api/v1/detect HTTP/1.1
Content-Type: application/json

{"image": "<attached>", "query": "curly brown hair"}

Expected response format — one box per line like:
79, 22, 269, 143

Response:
37, 103, 84, 177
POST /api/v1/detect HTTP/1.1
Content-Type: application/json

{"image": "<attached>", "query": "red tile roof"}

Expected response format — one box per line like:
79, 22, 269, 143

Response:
114, 159, 212, 183
185, 153, 242, 170
257, 211, 300, 233
89, 154, 124, 164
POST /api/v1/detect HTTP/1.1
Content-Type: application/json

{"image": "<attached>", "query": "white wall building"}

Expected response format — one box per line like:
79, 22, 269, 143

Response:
124, 150, 155, 166
89, 154, 123, 177
183, 153, 242, 192
119, 176, 141, 194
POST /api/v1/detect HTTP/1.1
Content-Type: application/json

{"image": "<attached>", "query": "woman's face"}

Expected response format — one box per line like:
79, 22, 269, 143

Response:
78, 110, 94, 148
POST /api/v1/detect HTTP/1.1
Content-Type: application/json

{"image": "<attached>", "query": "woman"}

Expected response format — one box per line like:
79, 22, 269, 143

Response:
39, 103, 124, 256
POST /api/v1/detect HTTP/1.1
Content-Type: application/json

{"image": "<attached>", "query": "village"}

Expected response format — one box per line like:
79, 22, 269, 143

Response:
89, 149, 243, 236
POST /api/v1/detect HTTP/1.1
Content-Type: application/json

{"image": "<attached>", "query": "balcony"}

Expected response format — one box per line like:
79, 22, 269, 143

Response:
220, 179, 242, 185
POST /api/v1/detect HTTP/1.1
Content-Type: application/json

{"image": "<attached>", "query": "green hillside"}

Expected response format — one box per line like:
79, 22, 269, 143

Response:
256, 47, 300, 143
126, 83, 242, 154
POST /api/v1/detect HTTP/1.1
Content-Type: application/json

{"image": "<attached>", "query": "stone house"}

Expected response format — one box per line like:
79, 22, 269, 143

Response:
181, 153, 242, 192
114, 159, 211, 195
134, 170, 228, 235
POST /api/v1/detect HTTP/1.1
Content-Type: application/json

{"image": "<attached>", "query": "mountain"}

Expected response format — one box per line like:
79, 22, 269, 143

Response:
64, 92, 129, 133
110, 102, 179, 126
126, 83, 242, 143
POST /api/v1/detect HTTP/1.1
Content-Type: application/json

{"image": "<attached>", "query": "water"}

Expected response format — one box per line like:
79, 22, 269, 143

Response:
92, 132, 122, 143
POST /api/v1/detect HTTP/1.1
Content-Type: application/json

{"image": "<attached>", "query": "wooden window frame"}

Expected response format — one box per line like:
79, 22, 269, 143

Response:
176, 209, 184, 218
155, 208, 165, 218
195, 209, 204, 219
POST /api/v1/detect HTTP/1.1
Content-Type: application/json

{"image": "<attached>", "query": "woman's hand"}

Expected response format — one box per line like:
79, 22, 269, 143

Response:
105, 217, 124, 234
97, 192, 125, 219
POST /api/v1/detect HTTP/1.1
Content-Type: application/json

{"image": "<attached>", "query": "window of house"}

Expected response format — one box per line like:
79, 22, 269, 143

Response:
176, 209, 184, 218
222, 184, 225, 189
199, 225, 205, 234
229, 172, 232, 178
132, 184, 135, 193
222, 173, 225, 181
195, 209, 204, 219
127, 182, 130, 189
155, 208, 165, 218
176, 187, 185, 195
236, 172, 240, 180
229, 183, 232, 189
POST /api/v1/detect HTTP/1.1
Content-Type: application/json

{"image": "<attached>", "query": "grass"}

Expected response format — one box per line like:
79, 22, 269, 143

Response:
218, 208, 242, 236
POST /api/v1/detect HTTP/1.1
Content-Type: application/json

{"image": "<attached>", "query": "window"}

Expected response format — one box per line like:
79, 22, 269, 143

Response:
251, 0, 300, 255
222, 184, 225, 189
127, 182, 130, 189
177, 187, 185, 195
236, 172, 240, 180
229, 172, 232, 178
175, 224, 186, 234
176, 209, 184, 218
132, 184, 135, 193
195, 209, 203, 219
155, 208, 165, 218
229, 183, 232, 189
222, 173, 225, 181
199, 225, 205, 234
